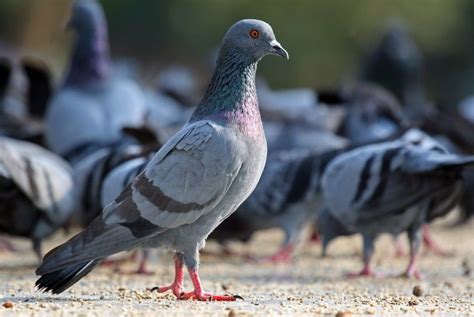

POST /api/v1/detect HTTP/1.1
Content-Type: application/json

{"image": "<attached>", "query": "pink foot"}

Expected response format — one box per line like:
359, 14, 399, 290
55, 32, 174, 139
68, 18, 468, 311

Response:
400, 265, 425, 280
181, 268, 243, 301
149, 282, 182, 297
247, 244, 294, 264
179, 290, 242, 301
346, 266, 384, 278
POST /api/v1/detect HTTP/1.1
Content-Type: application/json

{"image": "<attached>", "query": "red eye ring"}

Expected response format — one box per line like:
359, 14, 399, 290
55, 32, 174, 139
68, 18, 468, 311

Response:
249, 29, 260, 39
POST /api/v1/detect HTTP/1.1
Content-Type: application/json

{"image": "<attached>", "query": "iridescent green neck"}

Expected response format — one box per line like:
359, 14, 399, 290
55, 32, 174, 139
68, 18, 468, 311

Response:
190, 51, 261, 131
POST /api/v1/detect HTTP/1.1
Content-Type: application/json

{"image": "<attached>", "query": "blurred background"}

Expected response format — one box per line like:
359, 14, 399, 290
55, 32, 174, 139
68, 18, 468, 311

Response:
1, 0, 474, 106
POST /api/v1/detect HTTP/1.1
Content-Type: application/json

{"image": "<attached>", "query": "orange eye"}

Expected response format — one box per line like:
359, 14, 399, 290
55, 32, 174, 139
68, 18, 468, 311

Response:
249, 29, 260, 39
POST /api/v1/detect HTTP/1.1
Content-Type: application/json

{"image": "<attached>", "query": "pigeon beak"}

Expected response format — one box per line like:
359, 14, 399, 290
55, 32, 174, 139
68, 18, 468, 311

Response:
269, 40, 289, 60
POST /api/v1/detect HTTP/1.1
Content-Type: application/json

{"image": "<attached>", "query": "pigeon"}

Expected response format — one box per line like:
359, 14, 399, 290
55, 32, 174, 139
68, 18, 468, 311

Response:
0, 55, 51, 146
336, 82, 407, 143
35, 19, 288, 301
45, 0, 149, 162
360, 21, 434, 122
0, 136, 74, 258
320, 129, 474, 279
209, 148, 340, 262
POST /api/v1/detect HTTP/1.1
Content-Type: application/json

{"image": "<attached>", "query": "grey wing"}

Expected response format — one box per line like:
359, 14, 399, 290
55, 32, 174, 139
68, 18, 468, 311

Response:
323, 143, 465, 227
0, 137, 73, 217
105, 120, 244, 229
37, 121, 244, 272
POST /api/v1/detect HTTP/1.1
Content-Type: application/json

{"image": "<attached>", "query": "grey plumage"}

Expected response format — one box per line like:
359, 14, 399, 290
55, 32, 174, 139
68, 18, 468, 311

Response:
320, 129, 473, 277
36, 19, 287, 300
0, 137, 74, 257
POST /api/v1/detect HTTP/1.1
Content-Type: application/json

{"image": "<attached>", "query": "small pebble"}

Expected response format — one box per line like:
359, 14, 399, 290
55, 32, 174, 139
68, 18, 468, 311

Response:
335, 311, 352, 317
413, 285, 423, 297
2, 301, 13, 309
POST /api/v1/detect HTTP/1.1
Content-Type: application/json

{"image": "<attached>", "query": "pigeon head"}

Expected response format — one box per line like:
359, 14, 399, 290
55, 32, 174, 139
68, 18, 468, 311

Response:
318, 208, 354, 257
219, 19, 289, 63
68, 0, 105, 36
191, 19, 287, 125
65, 0, 110, 86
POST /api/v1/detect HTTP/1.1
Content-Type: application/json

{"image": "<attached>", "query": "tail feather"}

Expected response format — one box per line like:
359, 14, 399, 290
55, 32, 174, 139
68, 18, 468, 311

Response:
35, 259, 101, 294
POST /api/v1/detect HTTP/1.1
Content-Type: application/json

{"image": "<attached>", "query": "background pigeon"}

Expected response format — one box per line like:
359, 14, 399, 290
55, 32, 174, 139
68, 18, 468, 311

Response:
45, 0, 149, 162
35, 19, 288, 301
0, 137, 74, 258
321, 129, 474, 279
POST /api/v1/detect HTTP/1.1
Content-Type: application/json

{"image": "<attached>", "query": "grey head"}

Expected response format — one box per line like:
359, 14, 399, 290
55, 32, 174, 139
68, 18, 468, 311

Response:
218, 19, 289, 64
65, 0, 110, 86
68, 0, 106, 36
318, 208, 355, 257
191, 19, 288, 123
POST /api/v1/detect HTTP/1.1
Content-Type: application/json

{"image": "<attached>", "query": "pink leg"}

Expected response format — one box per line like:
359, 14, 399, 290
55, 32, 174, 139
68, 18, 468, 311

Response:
134, 251, 154, 275
115, 251, 154, 275
149, 254, 184, 297
402, 253, 425, 280
422, 224, 451, 256
247, 244, 295, 263
346, 262, 384, 278
347, 237, 383, 278
178, 268, 242, 301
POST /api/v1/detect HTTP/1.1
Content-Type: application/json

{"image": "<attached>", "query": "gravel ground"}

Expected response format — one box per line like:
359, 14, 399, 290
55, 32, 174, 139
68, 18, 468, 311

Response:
0, 219, 472, 316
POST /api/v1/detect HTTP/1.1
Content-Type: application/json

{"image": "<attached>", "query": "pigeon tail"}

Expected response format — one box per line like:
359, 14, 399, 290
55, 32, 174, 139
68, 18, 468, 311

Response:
36, 259, 101, 294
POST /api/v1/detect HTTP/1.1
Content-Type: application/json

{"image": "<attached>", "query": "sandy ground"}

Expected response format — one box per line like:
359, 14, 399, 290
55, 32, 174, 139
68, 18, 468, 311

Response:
0, 219, 473, 316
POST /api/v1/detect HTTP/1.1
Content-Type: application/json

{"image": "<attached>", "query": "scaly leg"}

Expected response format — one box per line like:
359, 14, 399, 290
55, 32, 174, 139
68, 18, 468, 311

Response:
149, 253, 184, 297
347, 234, 383, 278
402, 227, 424, 280
422, 224, 451, 256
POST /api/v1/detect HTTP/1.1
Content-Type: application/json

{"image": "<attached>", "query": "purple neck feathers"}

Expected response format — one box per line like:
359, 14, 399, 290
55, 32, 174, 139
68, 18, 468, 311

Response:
190, 52, 262, 136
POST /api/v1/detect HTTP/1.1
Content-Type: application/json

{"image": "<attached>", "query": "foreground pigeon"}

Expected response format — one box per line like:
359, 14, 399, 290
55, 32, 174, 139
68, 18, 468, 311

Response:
36, 19, 288, 301
0, 137, 74, 258
320, 129, 474, 279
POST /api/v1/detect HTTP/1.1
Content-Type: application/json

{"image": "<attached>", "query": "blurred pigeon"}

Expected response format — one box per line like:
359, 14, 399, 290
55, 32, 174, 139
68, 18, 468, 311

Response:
320, 129, 474, 279
45, 0, 149, 162
210, 148, 340, 262
35, 19, 288, 300
0, 137, 74, 258
337, 82, 408, 143
72, 131, 160, 228
0, 55, 52, 145
361, 21, 433, 122
265, 121, 348, 155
